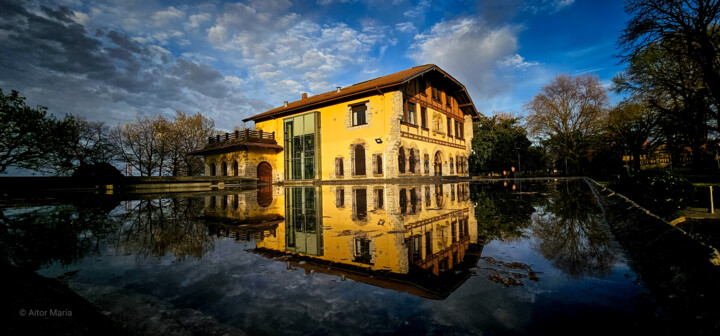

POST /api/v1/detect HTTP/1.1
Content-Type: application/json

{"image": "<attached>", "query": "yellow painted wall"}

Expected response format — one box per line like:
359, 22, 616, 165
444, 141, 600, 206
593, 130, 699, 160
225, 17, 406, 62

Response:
252, 86, 473, 182
246, 182, 477, 275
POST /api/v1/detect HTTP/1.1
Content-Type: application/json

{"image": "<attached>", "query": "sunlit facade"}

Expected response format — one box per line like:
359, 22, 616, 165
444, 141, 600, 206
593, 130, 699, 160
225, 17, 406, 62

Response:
193, 65, 480, 183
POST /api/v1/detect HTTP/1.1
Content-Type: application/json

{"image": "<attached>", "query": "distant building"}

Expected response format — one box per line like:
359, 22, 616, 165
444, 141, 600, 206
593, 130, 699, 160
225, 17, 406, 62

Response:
191, 64, 480, 182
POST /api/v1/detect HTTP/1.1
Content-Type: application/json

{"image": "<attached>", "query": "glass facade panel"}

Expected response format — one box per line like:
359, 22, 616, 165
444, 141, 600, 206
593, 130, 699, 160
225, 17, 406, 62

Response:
285, 187, 322, 255
284, 112, 319, 180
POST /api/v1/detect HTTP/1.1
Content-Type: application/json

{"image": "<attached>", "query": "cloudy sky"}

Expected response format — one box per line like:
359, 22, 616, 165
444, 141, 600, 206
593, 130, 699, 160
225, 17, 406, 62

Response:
0, 0, 629, 129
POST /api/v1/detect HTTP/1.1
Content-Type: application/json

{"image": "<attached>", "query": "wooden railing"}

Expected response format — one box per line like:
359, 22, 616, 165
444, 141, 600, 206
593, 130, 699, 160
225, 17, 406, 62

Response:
208, 129, 276, 146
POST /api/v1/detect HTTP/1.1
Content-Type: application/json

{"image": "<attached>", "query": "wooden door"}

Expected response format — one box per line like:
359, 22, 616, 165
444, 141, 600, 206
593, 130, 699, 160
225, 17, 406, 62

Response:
257, 161, 272, 183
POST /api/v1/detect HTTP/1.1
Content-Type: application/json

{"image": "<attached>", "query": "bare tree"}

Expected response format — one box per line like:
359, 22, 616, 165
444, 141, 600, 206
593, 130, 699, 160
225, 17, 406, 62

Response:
525, 74, 608, 173
113, 116, 164, 176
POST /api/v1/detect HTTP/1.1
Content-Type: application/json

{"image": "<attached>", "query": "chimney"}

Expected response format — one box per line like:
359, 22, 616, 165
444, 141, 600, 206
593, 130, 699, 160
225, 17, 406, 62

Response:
283, 101, 288, 107
301, 92, 308, 100
336, 87, 341, 93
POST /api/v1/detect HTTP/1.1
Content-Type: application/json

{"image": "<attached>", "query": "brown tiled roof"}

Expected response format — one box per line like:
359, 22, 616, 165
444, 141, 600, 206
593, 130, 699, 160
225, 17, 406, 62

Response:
243, 64, 480, 122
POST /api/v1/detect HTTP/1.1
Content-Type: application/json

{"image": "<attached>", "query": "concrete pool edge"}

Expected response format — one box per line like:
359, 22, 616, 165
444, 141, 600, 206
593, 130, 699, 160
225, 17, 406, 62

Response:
586, 177, 720, 333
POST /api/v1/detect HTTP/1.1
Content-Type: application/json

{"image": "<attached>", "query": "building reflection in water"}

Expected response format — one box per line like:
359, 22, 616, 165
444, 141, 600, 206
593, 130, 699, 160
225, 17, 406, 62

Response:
203, 182, 480, 299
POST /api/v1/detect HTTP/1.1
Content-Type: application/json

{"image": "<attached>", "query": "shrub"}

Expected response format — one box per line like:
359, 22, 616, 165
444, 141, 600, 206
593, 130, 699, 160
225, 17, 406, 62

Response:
608, 170, 693, 220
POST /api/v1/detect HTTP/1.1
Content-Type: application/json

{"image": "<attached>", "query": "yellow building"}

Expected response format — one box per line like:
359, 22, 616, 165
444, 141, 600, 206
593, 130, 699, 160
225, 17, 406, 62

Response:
192, 64, 480, 183
204, 182, 480, 299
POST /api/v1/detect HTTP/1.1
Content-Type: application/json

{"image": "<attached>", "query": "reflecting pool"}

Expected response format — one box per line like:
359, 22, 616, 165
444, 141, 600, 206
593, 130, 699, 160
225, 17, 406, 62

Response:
2, 180, 665, 334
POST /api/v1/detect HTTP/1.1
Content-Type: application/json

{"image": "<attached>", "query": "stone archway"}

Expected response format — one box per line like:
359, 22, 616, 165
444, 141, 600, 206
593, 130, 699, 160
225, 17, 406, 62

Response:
257, 161, 272, 183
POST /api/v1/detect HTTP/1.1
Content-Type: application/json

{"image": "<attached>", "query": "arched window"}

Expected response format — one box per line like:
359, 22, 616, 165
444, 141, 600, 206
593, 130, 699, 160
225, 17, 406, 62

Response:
354, 144, 366, 175
434, 151, 442, 176
233, 161, 239, 176
221, 162, 228, 176
398, 147, 406, 173
449, 157, 454, 174
209, 163, 216, 176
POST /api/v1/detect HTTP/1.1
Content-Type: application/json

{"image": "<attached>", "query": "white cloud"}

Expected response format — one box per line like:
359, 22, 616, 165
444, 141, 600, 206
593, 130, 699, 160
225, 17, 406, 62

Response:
71, 11, 89, 25
207, 2, 385, 98
151, 6, 184, 26
187, 13, 211, 29
499, 54, 539, 70
404, 0, 430, 18
523, 0, 575, 14
416, 17, 521, 100
395, 22, 416, 33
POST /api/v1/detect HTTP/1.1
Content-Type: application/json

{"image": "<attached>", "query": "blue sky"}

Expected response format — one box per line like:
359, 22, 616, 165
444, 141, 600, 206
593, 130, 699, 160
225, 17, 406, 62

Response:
0, 0, 629, 130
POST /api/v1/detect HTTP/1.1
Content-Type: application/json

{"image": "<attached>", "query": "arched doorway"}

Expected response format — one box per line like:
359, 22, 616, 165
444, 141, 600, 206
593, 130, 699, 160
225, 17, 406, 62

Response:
257, 185, 273, 207
209, 163, 216, 176
434, 151, 443, 176
257, 161, 272, 183
354, 144, 366, 175
233, 161, 239, 176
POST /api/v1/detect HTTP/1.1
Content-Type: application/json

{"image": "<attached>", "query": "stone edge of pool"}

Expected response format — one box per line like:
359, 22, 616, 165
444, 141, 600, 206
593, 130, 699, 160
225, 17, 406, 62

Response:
586, 177, 720, 334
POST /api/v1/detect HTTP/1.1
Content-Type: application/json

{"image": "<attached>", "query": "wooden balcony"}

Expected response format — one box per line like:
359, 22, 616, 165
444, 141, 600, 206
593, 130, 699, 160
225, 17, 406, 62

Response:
190, 129, 282, 156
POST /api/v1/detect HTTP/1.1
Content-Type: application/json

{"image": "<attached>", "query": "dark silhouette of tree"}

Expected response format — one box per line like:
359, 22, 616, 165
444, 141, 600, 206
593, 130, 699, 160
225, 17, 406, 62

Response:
614, 42, 713, 169
619, 0, 720, 121
606, 100, 662, 172
0, 89, 58, 174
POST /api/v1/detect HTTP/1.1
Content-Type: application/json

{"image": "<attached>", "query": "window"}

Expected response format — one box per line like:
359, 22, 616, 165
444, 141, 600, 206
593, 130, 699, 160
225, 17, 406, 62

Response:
449, 157, 454, 174
445, 92, 452, 107
336, 187, 345, 207
209, 163, 216, 176
424, 154, 430, 174
432, 87, 440, 101
454, 120, 459, 138
425, 186, 431, 207
398, 147, 406, 173
458, 122, 464, 139
418, 79, 427, 95
408, 236, 422, 262
335, 157, 344, 177
434, 116, 442, 133
456, 157, 461, 174
353, 188, 367, 220
404, 101, 416, 125
399, 188, 407, 214
447, 117, 452, 136
351, 104, 367, 126
233, 161, 239, 176
420, 107, 427, 128
373, 154, 383, 175
354, 238, 372, 264
425, 231, 433, 255
410, 188, 419, 213
409, 149, 416, 173
221, 162, 227, 176
353, 144, 366, 175
374, 188, 384, 209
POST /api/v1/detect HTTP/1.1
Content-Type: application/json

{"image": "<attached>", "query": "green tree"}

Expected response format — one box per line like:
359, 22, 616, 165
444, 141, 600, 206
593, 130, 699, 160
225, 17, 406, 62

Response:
0, 89, 58, 174
606, 100, 662, 172
470, 114, 533, 175
614, 42, 713, 169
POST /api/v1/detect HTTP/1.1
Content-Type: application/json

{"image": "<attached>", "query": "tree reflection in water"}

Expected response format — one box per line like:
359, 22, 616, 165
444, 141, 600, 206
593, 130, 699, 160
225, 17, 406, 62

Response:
531, 180, 615, 278
114, 197, 212, 260
0, 197, 121, 270
471, 181, 545, 242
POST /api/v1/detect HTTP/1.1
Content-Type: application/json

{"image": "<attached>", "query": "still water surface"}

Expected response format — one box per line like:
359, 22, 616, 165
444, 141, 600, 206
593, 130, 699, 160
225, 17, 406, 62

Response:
3, 180, 661, 334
